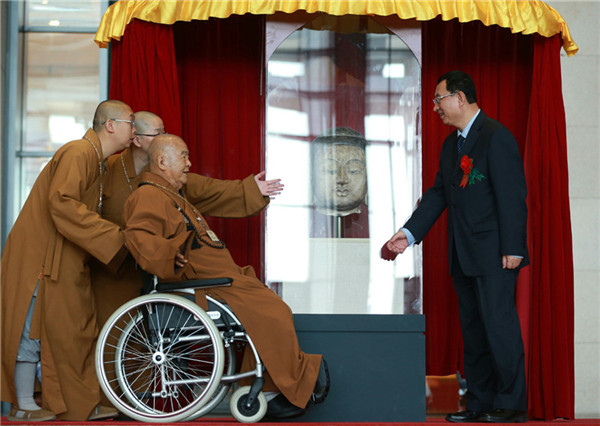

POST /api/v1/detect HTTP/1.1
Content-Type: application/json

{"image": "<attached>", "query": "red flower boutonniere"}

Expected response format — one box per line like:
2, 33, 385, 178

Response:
459, 155, 486, 188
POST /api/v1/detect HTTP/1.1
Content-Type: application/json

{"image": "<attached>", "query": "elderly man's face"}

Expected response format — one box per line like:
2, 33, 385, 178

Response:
163, 140, 191, 191
313, 143, 367, 214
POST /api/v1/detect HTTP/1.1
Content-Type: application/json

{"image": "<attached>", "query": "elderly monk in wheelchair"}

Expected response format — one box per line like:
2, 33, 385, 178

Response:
120, 134, 329, 420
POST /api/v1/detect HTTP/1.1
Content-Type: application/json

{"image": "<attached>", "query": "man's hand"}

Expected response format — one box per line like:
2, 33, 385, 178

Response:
254, 171, 284, 198
502, 255, 522, 270
175, 252, 188, 269
381, 229, 410, 261
380, 243, 398, 261
387, 230, 409, 254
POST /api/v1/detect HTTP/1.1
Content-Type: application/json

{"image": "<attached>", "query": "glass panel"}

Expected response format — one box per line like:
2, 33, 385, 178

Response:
26, 0, 102, 28
265, 18, 422, 314
22, 32, 99, 152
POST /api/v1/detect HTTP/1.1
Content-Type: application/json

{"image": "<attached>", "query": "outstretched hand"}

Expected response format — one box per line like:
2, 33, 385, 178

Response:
380, 242, 398, 261
255, 171, 284, 198
380, 229, 409, 261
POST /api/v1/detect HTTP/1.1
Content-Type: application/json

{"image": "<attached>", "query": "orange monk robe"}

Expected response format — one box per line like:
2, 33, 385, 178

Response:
92, 148, 280, 328
123, 172, 322, 409
0, 129, 127, 420
91, 148, 143, 328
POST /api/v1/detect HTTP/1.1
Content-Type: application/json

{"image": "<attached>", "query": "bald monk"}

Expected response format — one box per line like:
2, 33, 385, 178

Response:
1, 100, 135, 421
91, 111, 284, 330
90, 111, 168, 328
122, 134, 330, 419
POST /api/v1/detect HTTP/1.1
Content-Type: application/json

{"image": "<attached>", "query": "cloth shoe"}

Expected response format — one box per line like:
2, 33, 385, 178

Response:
87, 405, 119, 420
483, 409, 528, 423
311, 357, 330, 403
445, 410, 485, 423
265, 394, 305, 419
8, 406, 56, 422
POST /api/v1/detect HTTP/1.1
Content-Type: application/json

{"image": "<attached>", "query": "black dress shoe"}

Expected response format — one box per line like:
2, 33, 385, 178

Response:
484, 409, 528, 423
265, 394, 305, 419
311, 357, 330, 403
445, 410, 485, 423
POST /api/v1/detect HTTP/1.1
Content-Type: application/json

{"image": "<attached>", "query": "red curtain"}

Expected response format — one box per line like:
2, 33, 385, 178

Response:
172, 16, 266, 274
422, 18, 574, 419
522, 34, 574, 420
109, 19, 182, 136
109, 16, 265, 275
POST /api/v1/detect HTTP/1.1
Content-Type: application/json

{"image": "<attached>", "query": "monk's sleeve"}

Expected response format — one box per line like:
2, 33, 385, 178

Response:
122, 190, 190, 281
185, 174, 268, 217
48, 145, 124, 265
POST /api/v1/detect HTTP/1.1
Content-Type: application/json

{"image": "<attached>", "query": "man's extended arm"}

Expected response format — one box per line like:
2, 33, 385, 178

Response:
184, 173, 270, 217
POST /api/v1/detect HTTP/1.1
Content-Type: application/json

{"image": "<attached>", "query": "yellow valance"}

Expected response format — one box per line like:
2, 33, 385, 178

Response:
94, 0, 578, 56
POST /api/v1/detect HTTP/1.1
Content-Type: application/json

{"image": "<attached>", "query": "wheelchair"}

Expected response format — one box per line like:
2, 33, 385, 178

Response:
95, 272, 268, 423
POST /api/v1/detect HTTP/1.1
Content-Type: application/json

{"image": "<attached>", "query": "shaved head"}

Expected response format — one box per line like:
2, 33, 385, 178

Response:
92, 100, 132, 132
148, 134, 191, 190
134, 111, 163, 135
148, 134, 185, 165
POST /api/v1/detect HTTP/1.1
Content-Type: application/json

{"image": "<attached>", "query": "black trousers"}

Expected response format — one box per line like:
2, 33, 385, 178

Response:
452, 250, 527, 412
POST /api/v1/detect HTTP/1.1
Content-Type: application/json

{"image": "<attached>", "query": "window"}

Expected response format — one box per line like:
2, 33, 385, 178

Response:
1, 0, 109, 243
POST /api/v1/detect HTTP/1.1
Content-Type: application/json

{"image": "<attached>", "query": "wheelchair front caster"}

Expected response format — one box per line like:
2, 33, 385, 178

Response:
229, 386, 267, 423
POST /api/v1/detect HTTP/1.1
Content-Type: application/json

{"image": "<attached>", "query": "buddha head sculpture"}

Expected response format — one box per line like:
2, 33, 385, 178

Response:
310, 127, 368, 216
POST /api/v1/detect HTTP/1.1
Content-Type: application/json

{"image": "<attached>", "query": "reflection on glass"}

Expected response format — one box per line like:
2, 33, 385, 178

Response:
26, 0, 102, 28
23, 33, 99, 152
266, 17, 422, 315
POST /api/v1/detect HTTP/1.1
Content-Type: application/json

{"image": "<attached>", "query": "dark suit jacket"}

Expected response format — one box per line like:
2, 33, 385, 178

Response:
404, 111, 529, 276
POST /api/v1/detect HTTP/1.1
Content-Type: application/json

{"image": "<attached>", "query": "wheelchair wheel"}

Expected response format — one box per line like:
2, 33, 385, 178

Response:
184, 340, 236, 420
229, 385, 267, 423
95, 294, 224, 423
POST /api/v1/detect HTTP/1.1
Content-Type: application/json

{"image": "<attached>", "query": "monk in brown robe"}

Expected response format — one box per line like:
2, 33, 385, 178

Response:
1, 100, 134, 422
91, 110, 284, 331
122, 134, 330, 419
90, 111, 167, 328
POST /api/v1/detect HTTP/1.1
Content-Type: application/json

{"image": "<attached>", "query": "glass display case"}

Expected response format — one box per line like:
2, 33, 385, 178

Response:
265, 15, 423, 315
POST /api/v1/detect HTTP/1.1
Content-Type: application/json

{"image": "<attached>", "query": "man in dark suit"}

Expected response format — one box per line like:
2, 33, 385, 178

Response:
384, 71, 528, 423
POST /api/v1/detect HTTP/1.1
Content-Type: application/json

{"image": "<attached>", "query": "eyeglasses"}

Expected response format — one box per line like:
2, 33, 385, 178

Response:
433, 92, 457, 105
106, 118, 135, 126
135, 130, 167, 137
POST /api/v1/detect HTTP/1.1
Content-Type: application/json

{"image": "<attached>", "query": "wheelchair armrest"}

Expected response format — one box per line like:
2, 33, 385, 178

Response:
155, 278, 233, 292
138, 267, 232, 295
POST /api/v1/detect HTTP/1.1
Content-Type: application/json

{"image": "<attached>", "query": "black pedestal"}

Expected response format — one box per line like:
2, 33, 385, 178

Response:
292, 314, 426, 422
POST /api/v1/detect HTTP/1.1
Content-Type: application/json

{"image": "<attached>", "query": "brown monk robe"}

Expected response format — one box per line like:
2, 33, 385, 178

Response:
91, 111, 165, 328
122, 143, 322, 409
1, 101, 134, 421
90, 147, 146, 328
91, 111, 162, 328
